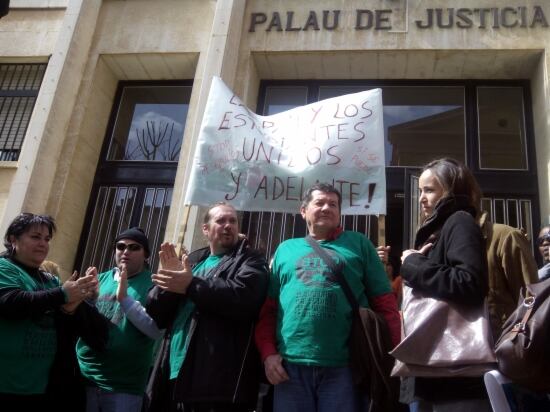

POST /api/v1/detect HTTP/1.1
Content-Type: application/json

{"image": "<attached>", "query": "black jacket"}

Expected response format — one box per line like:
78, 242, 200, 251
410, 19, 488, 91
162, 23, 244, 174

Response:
402, 196, 488, 306
145, 238, 269, 410
400, 196, 489, 403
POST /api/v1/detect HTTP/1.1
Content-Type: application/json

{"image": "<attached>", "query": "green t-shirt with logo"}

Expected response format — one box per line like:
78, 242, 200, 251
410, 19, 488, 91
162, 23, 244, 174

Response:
0, 257, 60, 394
169, 254, 222, 379
270, 231, 391, 367
76, 268, 155, 395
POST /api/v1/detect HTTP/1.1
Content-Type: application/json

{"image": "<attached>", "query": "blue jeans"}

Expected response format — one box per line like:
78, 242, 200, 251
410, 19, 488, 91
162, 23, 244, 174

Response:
86, 386, 143, 412
273, 362, 368, 412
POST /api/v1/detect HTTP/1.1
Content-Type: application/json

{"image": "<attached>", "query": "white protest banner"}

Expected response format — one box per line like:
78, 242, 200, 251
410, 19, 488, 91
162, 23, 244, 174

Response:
184, 76, 386, 215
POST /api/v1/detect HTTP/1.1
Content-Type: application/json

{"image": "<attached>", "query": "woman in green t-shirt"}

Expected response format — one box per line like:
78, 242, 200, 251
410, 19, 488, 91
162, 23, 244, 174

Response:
0, 213, 106, 410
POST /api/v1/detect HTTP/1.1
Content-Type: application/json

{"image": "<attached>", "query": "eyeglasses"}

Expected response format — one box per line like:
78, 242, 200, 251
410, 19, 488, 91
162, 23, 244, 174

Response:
115, 242, 143, 252
537, 233, 550, 246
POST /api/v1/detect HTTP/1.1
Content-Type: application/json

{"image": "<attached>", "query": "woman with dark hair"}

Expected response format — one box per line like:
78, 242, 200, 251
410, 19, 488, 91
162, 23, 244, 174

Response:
399, 158, 490, 411
0, 213, 107, 410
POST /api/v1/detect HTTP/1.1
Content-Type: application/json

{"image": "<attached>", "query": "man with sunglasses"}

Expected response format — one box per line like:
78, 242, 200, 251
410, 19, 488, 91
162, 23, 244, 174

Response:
537, 225, 550, 280
77, 227, 162, 412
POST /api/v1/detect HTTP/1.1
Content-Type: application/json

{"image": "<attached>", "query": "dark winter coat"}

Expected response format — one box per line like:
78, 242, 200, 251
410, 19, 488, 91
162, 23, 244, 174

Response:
402, 196, 487, 306
145, 238, 269, 411
400, 196, 489, 403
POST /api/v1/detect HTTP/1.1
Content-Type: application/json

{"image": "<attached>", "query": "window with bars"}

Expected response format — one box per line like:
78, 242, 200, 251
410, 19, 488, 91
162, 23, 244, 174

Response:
0, 64, 47, 161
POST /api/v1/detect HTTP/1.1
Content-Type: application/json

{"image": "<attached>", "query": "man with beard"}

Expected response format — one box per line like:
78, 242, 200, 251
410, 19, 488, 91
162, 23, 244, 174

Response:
145, 202, 269, 412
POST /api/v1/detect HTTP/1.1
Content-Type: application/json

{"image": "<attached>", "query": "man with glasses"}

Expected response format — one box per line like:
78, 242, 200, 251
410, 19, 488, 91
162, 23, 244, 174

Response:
537, 225, 550, 280
77, 227, 162, 412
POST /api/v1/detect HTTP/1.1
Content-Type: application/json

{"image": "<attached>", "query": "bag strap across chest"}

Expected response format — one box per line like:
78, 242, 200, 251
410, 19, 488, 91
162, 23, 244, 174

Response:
305, 236, 359, 311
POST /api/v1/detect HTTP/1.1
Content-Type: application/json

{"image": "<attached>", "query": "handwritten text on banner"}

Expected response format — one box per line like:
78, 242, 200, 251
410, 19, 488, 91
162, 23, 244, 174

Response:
184, 76, 386, 215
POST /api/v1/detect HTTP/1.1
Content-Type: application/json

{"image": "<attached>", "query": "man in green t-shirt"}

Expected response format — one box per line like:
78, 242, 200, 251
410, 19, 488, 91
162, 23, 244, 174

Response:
146, 202, 269, 412
255, 183, 401, 412
77, 227, 162, 412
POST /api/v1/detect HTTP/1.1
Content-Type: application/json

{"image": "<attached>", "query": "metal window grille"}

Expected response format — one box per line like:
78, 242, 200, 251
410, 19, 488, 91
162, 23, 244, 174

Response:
0, 64, 46, 161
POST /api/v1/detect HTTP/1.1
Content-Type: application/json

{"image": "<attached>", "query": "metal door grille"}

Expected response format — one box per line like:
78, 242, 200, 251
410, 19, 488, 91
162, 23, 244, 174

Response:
80, 186, 172, 274
242, 211, 378, 260
481, 197, 533, 241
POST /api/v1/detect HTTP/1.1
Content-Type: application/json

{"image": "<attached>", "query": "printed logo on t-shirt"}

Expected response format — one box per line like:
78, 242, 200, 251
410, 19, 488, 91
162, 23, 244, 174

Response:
294, 289, 338, 319
296, 252, 338, 287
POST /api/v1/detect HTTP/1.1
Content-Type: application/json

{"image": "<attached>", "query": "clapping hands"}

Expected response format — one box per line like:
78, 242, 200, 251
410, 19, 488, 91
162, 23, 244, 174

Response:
61, 267, 99, 313
152, 242, 193, 294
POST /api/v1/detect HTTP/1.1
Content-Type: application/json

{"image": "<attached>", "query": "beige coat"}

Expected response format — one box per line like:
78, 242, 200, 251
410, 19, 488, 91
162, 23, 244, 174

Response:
480, 212, 538, 340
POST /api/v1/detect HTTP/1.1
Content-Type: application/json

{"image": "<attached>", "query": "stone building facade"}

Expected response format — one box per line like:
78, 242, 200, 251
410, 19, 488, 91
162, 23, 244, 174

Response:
1, 0, 549, 276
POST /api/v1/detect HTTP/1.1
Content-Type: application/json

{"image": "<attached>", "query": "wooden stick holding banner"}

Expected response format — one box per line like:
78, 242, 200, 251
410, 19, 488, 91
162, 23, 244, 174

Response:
175, 204, 192, 258
378, 215, 386, 247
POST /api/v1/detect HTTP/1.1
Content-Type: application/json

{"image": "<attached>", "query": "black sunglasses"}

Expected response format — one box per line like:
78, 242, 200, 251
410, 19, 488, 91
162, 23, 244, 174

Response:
537, 233, 550, 246
116, 242, 143, 252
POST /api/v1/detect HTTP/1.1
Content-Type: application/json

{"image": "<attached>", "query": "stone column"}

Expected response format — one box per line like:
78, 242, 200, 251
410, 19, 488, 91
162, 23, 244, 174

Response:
532, 52, 550, 225
164, 0, 247, 251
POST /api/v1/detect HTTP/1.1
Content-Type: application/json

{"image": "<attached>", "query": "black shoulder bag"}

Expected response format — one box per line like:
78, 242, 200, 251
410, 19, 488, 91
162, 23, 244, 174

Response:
305, 236, 395, 412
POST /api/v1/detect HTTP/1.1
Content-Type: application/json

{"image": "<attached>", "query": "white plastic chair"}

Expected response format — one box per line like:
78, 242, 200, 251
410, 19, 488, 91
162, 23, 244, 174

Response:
484, 370, 513, 412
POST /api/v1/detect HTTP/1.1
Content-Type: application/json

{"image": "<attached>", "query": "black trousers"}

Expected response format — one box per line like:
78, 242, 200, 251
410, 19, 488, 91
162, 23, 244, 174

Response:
0, 393, 51, 412
174, 403, 254, 412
